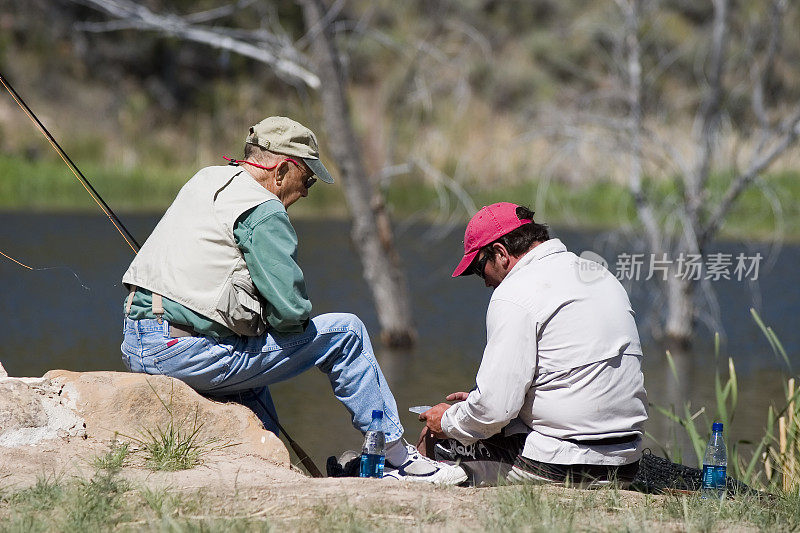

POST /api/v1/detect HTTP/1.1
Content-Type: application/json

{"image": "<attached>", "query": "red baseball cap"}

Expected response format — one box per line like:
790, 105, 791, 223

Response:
452, 202, 533, 277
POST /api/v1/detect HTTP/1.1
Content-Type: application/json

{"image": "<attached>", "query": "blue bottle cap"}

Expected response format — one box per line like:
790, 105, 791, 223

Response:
372, 410, 383, 419
712, 422, 723, 432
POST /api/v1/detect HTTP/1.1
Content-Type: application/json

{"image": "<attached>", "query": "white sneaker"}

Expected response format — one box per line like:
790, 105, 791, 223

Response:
383, 445, 468, 485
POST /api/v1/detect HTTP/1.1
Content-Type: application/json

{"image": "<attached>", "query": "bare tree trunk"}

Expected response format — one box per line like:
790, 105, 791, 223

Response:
299, 0, 415, 348
619, 0, 662, 256
66, 0, 417, 347
619, 0, 696, 345
664, 0, 726, 346
664, 276, 694, 348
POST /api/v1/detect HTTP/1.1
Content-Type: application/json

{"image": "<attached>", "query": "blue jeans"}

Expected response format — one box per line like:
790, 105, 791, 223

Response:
121, 313, 403, 442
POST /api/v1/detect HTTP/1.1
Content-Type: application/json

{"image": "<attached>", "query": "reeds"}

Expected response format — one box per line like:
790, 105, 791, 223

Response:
654, 308, 799, 492
761, 377, 800, 492
752, 308, 799, 492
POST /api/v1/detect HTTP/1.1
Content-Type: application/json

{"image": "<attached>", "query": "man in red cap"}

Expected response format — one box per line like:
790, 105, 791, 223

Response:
419, 203, 648, 487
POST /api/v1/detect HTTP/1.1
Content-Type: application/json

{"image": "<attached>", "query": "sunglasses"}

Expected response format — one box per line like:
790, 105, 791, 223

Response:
471, 251, 493, 279
283, 158, 317, 190
227, 156, 317, 189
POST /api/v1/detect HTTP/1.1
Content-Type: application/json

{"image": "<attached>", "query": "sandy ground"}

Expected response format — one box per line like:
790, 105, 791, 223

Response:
0, 437, 667, 531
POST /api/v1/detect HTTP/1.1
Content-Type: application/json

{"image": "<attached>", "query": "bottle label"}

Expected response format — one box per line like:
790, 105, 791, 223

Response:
702, 464, 727, 493
701, 464, 715, 489
359, 453, 385, 478
714, 465, 726, 489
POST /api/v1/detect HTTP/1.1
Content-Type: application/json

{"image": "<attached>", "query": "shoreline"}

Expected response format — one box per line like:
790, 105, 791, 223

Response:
2, 152, 798, 243
1, 206, 797, 244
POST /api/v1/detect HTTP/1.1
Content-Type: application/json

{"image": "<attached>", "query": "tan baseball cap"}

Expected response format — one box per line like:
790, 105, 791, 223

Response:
245, 116, 334, 183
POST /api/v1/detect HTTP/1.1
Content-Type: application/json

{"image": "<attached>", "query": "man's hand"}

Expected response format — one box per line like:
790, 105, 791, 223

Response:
419, 403, 451, 439
445, 391, 470, 402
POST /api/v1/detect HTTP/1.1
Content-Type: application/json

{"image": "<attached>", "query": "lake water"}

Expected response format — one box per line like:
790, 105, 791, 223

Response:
1, 212, 797, 471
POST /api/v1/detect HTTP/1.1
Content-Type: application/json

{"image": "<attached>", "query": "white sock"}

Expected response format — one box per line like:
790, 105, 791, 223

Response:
385, 439, 409, 467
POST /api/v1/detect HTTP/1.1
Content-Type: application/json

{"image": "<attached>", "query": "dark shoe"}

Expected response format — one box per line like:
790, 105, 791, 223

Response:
326, 450, 360, 477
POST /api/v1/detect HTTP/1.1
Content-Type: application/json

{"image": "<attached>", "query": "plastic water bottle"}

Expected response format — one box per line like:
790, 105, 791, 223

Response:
701, 422, 727, 499
359, 410, 385, 478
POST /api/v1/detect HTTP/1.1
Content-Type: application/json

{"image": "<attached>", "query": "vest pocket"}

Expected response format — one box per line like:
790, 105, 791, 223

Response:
216, 274, 266, 337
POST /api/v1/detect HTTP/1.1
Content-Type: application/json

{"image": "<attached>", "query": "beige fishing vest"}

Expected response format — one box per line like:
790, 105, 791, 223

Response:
123, 165, 278, 336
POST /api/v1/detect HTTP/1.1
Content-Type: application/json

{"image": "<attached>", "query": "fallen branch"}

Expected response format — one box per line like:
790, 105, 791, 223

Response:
69, 0, 320, 89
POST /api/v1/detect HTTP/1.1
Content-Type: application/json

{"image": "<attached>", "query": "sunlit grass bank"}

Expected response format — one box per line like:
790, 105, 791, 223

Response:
486, 484, 800, 532
3, 471, 800, 531
0, 470, 266, 532
1, 153, 798, 240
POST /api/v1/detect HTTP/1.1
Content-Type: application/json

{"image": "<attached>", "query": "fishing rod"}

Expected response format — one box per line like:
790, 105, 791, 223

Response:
0, 72, 141, 253
0, 72, 324, 478
250, 392, 324, 477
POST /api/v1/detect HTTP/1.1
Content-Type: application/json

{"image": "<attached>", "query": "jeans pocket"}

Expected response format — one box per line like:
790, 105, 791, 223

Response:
150, 337, 204, 365
154, 337, 232, 389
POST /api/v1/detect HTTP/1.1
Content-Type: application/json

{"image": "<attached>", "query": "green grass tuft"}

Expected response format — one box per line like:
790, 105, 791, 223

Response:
485, 483, 800, 532
0, 471, 130, 532
0, 472, 274, 532
138, 414, 207, 472
309, 502, 376, 533
92, 441, 130, 473
118, 380, 233, 472
485, 483, 584, 532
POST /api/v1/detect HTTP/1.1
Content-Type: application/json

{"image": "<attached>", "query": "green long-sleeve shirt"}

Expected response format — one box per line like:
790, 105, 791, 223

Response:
125, 199, 311, 337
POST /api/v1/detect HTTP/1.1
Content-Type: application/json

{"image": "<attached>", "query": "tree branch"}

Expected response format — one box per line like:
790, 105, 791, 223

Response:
184, 0, 257, 24
617, 0, 666, 256
688, 0, 729, 221
750, 0, 787, 149
410, 156, 477, 215
69, 0, 320, 89
701, 110, 800, 244
295, 0, 346, 49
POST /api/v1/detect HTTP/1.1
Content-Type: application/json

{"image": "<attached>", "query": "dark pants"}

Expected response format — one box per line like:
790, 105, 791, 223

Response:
418, 429, 639, 487
509, 455, 640, 487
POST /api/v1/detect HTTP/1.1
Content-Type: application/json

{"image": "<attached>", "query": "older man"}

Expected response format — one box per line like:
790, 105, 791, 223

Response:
420, 202, 648, 486
120, 116, 465, 484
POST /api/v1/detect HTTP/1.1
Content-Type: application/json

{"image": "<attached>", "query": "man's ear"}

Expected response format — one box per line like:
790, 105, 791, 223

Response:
275, 160, 291, 183
492, 243, 511, 267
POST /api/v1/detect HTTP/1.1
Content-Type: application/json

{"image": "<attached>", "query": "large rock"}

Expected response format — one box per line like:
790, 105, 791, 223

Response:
0, 380, 49, 431
0, 375, 85, 447
0, 379, 47, 434
0, 366, 289, 468
43, 370, 290, 467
